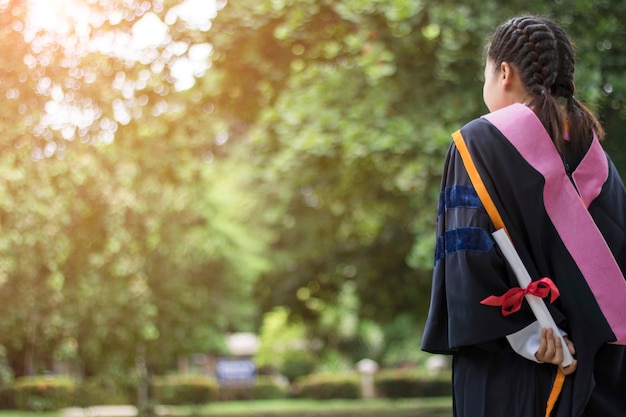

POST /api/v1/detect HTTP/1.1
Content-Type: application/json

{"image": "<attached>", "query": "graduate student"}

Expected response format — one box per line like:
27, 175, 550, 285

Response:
421, 15, 626, 417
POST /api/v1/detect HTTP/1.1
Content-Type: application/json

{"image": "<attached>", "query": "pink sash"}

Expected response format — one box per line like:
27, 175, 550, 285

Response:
484, 104, 626, 344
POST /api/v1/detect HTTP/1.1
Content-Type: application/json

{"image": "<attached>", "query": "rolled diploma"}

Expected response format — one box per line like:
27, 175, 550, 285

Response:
492, 229, 574, 367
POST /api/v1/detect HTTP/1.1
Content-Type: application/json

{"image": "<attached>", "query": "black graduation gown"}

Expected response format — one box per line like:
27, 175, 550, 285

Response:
421, 103, 626, 417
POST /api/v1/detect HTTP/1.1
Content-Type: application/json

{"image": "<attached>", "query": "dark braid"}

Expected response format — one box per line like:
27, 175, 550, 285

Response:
544, 19, 605, 154
487, 16, 604, 155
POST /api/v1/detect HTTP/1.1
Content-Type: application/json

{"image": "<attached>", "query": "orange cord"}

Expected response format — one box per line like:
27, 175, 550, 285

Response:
544, 368, 566, 417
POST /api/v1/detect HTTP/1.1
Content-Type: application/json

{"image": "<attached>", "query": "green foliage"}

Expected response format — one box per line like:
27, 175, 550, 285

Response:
0, 0, 270, 381
152, 374, 219, 405
316, 350, 354, 374
295, 373, 361, 400
379, 314, 427, 368
255, 307, 316, 381
13, 376, 75, 411
230, 0, 481, 335
374, 368, 451, 398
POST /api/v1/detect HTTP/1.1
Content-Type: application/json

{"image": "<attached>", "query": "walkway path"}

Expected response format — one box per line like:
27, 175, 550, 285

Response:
61, 406, 138, 417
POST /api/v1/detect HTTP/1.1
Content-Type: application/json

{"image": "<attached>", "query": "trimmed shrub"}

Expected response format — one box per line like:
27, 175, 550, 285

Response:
14, 375, 75, 411
75, 376, 135, 407
254, 375, 288, 399
280, 356, 315, 382
295, 373, 360, 400
218, 385, 254, 401
152, 374, 218, 405
374, 368, 452, 398
219, 375, 287, 401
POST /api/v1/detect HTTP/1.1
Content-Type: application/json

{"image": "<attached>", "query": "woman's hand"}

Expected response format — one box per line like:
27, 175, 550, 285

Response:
535, 328, 578, 375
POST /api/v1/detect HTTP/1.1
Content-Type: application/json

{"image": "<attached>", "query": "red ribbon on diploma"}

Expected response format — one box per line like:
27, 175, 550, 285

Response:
481, 277, 560, 316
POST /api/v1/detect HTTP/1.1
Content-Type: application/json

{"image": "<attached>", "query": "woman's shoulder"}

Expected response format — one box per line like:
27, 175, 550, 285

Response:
457, 115, 499, 143
461, 115, 492, 131
459, 104, 538, 142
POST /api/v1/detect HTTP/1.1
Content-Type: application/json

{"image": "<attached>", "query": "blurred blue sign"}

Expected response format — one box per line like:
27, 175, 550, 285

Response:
216, 358, 256, 387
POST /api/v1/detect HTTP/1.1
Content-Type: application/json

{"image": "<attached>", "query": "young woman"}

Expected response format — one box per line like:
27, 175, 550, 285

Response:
421, 15, 626, 417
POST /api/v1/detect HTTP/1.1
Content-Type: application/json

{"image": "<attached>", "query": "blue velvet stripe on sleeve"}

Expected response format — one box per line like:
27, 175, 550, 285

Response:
435, 185, 491, 264
435, 228, 494, 263
440, 185, 484, 214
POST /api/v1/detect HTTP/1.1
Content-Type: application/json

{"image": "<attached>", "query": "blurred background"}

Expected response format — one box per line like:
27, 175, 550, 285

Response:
0, 0, 624, 411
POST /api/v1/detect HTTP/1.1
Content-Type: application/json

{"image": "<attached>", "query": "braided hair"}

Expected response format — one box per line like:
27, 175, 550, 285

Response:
487, 16, 604, 155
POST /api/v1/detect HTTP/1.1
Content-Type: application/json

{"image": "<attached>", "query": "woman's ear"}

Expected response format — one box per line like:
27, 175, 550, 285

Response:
499, 61, 531, 102
499, 62, 515, 88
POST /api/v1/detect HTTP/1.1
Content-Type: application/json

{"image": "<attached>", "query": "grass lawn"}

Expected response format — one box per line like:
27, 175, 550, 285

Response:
0, 397, 452, 417
158, 397, 452, 417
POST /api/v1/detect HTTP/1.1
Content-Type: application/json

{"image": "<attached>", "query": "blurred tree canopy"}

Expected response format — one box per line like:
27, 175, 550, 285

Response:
0, 0, 623, 380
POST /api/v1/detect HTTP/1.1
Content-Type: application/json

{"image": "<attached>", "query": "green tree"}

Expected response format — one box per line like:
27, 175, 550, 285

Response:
0, 0, 269, 381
